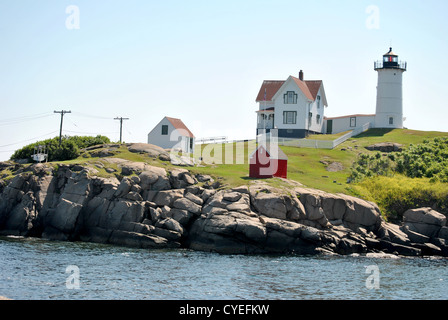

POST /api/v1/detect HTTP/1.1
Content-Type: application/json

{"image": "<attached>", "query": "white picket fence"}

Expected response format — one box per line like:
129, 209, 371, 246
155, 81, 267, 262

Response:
271, 123, 372, 149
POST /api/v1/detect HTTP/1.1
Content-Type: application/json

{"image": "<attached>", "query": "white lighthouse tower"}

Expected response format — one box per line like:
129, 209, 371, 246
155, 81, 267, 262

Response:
374, 48, 407, 128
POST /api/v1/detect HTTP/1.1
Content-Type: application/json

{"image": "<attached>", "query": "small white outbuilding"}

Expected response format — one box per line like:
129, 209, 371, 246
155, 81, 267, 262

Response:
147, 116, 195, 154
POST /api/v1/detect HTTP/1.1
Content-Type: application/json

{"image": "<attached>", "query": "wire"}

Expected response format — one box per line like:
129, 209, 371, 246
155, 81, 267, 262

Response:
64, 130, 117, 135
71, 111, 112, 120
0, 131, 58, 148
0, 112, 55, 126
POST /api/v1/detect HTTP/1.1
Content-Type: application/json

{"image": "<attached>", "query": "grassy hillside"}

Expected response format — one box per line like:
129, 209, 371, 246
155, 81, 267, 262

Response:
190, 128, 448, 221
6, 128, 448, 221
191, 129, 448, 194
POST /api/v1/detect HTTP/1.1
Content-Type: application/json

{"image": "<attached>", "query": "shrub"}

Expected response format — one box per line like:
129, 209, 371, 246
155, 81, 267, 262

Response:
349, 137, 448, 183
11, 135, 111, 162
352, 175, 448, 222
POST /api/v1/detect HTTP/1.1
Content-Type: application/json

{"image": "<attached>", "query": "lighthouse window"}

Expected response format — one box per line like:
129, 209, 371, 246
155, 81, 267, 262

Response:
284, 91, 298, 104
389, 117, 394, 125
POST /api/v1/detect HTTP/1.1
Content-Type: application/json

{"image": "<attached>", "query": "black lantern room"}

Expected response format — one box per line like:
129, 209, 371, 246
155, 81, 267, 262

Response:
374, 47, 407, 71
383, 47, 399, 68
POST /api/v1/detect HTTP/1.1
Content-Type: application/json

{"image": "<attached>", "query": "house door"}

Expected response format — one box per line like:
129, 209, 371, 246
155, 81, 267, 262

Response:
326, 120, 333, 134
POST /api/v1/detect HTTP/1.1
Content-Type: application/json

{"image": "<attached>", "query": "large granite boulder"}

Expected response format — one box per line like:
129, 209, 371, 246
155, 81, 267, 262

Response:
403, 207, 447, 238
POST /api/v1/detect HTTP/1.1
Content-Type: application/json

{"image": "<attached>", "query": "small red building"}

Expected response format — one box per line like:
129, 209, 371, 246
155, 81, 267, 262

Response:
249, 144, 288, 179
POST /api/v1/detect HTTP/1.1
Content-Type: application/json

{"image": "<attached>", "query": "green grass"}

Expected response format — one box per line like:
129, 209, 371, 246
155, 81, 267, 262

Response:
189, 129, 448, 194
342, 128, 448, 149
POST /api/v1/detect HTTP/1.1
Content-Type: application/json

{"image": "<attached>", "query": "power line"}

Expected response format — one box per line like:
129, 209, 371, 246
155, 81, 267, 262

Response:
0, 112, 54, 126
0, 131, 58, 148
114, 117, 129, 143
65, 130, 117, 135
71, 111, 111, 120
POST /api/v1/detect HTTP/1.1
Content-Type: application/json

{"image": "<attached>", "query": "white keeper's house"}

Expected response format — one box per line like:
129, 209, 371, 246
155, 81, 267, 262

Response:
255, 47, 407, 138
255, 70, 328, 138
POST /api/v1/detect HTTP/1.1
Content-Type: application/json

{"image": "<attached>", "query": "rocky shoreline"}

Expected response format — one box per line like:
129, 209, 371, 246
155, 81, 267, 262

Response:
0, 156, 447, 257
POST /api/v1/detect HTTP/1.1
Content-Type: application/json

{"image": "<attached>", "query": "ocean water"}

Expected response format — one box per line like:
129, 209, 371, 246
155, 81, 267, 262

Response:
0, 236, 447, 300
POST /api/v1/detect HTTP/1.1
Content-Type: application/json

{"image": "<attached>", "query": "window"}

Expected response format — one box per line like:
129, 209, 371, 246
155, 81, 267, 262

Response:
350, 117, 356, 127
284, 91, 298, 104
283, 111, 297, 124
161, 125, 168, 135
316, 114, 321, 124
389, 117, 394, 125
308, 112, 312, 127
189, 138, 194, 150
317, 96, 321, 108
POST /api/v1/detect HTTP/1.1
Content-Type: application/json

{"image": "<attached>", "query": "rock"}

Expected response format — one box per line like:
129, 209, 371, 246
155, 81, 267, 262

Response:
401, 225, 430, 244
121, 162, 146, 176
438, 227, 448, 242
185, 192, 204, 206
173, 198, 202, 214
169, 208, 194, 225
153, 189, 184, 207
196, 174, 213, 183
326, 162, 344, 172
412, 242, 443, 256
202, 214, 237, 236
336, 238, 367, 255
404, 207, 447, 226
156, 218, 184, 234
223, 192, 242, 202
139, 167, 168, 189
149, 207, 163, 222
365, 142, 403, 152
377, 222, 411, 245
108, 230, 177, 249
127, 143, 169, 159
170, 169, 197, 189
339, 194, 382, 232
2, 192, 36, 235
152, 227, 182, 241
47, 199, 83, 235
403, 208, 446, 238
379, 240, 421, 256
114, 178, 132, 198
4, 160, 448, 257
251, 192, 287, 220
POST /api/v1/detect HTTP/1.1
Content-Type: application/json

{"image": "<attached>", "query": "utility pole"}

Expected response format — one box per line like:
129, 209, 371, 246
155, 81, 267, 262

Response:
54, 110, 71, 146
114, 117, 129, 143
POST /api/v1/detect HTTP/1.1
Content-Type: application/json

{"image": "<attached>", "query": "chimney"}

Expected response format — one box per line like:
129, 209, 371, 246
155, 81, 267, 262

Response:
299, 70, 304, 81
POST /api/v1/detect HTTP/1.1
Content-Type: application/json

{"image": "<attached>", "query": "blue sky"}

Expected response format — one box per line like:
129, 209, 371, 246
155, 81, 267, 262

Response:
0, 0, 447, 160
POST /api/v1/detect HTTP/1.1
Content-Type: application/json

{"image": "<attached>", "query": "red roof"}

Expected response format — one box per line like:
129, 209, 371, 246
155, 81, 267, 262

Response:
166, 117, 195, 138
255, 80, 285, 102
255, 77, 323, 102
250, 144, 288, 160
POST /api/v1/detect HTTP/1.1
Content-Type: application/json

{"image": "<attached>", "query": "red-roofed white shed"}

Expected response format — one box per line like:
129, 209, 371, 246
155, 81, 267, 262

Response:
148, 116, 195, 153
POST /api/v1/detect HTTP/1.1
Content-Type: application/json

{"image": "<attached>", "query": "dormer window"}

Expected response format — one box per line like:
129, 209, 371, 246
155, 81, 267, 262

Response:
284, 91, 297, 104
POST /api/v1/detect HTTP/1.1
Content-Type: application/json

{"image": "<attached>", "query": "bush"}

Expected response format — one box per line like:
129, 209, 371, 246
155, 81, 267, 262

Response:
351, 175, 448, 222
349, 137, 448, 183
11, 135, 111, 162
